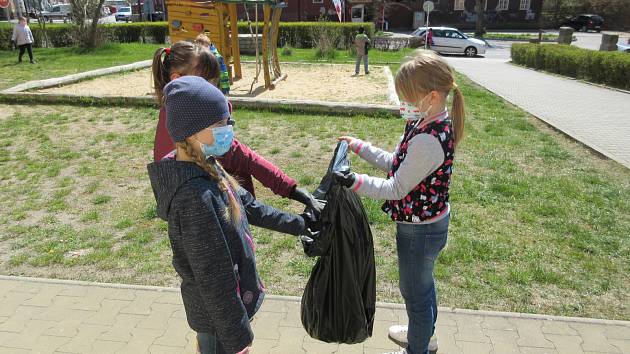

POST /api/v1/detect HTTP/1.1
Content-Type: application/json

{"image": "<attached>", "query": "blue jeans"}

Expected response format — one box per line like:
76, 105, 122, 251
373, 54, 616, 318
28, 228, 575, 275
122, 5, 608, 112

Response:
396, 215, 449, 354
355, 54, 369, 74
197, 331, 226, 354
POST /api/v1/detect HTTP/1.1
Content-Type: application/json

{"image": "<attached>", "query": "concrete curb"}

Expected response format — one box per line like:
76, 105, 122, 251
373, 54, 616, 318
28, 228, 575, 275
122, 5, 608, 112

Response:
0, 92, 399, 117
2, 60, 152, 93
2, 275, 629, 326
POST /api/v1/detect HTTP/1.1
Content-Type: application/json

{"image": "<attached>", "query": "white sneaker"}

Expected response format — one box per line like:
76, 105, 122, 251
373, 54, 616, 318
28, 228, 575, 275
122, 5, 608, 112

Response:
382, 350, 407, 354
388, 325, 438, 353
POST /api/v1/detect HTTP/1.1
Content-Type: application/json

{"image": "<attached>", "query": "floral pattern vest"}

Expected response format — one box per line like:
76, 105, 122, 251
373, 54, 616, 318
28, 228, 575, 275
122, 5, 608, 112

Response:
382, 117, 454, 223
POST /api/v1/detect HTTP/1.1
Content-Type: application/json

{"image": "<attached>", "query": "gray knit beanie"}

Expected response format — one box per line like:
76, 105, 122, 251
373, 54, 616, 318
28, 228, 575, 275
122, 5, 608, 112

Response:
164, 76, 230, 142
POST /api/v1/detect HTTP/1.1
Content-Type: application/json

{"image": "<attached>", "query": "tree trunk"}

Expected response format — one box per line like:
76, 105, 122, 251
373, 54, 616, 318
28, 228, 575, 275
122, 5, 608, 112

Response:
475, 0, 484, 37
86, 0, 105, 48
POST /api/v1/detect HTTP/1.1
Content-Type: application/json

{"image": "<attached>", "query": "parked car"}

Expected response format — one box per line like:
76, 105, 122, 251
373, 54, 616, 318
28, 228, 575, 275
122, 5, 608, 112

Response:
411, 26, 486, 57
561, 14, 604, 32
618, 41, 630, 53
41, 4, 71, 23
115, 6, 132, 21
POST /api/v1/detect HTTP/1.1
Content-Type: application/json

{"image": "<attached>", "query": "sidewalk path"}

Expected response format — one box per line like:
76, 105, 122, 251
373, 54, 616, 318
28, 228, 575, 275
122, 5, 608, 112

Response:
445, 56, 630, 168
1, 276, 629, 354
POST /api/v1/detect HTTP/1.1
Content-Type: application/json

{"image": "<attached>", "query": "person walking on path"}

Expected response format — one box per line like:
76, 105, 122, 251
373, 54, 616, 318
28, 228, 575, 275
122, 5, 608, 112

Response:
11, 17, 35, 64
426, 28, 434, 49
147, 76, 318, 354
334, 50, 466, 354
354, 27, 370, 76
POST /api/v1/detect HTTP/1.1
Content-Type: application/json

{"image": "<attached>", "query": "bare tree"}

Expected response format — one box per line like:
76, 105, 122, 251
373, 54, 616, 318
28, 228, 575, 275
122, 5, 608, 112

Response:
69, 0, 106, 48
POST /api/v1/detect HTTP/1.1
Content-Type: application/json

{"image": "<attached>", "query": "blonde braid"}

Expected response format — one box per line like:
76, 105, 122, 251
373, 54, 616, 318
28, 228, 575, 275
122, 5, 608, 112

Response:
177, 141, 242, 224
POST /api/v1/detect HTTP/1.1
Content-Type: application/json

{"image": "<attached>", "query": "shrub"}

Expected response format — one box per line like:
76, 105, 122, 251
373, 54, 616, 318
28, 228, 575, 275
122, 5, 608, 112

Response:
237, 22, 374, 49
0, 21, 372, 50
511, 43, 630, 90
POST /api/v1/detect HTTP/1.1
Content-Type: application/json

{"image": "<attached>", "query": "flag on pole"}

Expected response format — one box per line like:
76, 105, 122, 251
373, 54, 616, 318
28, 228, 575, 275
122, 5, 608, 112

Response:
332, 0, 342, 22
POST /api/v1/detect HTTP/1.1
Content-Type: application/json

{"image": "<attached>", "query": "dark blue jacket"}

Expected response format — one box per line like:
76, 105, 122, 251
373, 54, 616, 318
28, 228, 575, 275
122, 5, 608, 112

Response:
147, 159, 305, 353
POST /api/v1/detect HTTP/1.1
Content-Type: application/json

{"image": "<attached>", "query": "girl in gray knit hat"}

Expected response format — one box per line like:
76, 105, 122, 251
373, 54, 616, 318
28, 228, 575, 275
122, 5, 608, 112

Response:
147, 76, 318, 354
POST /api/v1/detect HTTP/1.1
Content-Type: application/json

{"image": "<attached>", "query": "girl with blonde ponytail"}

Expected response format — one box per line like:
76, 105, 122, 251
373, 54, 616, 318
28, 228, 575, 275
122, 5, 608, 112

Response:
147, 76, 316, 354
334, 49, 465, 354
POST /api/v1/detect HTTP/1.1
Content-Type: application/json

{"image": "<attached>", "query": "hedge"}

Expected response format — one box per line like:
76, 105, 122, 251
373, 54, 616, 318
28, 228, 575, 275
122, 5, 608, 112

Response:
511, 43, 630, 91
0, 22, 169, 50
236, 22, 374, 49
1, 21, 372, 50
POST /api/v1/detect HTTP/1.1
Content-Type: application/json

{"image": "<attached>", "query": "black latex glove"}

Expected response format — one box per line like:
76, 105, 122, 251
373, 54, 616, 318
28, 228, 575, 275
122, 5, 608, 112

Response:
333, 171, 355, 189
290, 187, 325, 217
300, 210, 321, 233
299, 228, 320, 246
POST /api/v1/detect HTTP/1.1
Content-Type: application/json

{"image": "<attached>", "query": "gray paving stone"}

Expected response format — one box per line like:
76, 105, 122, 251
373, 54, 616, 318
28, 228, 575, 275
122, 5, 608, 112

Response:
456, 340, 493, 354
136, 303, 181, 330
84, 299, 132, 326
541, 321, 579, 336
98, 313, 146, 342
1, 277, 629, 354
519, 347, 559, 354
119, 291, 161, 316
437, 324, 463, 354
544, 334, 584, 354
571, 323, 621, 353
1, 319, 57, 349
455, 315, 491, 343
251, 338, 279, 354
605, 326, 630, 340
0, 292, 35, 317
483, 316, 517, 331
485, 329, 520, 354
608, 339, 630, 353
512, 319, 554, 349
115, 328, 166, 354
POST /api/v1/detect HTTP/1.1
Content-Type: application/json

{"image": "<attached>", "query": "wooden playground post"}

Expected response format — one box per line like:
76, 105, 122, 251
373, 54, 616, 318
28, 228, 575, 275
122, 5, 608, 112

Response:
262, 4, 272, 89
227, 3, 242, 80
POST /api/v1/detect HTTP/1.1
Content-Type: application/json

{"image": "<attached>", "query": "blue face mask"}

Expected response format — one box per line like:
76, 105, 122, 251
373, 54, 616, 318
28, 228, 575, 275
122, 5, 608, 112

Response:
197, 125, 234, 158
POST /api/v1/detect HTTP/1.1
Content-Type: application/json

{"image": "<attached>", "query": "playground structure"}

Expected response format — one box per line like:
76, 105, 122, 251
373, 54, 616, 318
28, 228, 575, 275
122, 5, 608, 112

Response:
166, 0, 287, 91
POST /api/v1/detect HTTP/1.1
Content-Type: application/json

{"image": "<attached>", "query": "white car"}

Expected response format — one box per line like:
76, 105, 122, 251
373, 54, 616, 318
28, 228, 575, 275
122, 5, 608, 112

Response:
411, 26, 487, 57
115, 6, 132, 22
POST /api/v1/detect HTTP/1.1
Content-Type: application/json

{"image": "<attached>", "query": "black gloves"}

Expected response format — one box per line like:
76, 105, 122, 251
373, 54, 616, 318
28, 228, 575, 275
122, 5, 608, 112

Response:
299, 210, 320, 246
289, 187, 325, 217
333, 171, 356, 189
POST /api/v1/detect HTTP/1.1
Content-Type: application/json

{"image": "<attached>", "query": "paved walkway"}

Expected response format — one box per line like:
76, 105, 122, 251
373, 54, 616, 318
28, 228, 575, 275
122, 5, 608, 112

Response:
444, 56, 630, 168
1, 276, 629, 354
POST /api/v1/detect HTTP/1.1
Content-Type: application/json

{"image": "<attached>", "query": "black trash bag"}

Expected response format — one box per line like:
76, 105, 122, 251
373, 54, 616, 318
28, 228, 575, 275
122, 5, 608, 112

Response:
300, 141, 376, 344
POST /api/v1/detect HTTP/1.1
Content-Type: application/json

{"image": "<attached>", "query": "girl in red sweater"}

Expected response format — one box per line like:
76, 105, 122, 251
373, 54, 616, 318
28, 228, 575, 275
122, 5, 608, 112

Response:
151, 41, 323, 214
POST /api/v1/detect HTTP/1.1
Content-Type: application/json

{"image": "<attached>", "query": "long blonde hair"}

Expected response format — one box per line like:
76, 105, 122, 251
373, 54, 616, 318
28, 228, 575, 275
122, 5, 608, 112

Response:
176, 140, 242, 224
395, 50, 465, 147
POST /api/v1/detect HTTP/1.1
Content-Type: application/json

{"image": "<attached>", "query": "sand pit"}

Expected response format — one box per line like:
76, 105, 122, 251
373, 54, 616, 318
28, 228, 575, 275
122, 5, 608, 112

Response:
38, 63, 390, 104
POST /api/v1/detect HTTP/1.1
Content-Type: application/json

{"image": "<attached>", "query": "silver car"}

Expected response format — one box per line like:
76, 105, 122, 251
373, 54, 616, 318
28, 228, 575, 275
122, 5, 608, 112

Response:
411, 26, 487, 57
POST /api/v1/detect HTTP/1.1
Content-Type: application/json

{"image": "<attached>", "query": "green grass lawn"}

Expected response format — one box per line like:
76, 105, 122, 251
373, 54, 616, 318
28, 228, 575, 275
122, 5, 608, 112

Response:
0, 70, 628, 319
0, 43, 163, 91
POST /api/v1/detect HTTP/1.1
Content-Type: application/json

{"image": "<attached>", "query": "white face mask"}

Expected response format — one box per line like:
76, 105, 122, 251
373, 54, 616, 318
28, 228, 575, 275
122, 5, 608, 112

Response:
399, 95, 432, 122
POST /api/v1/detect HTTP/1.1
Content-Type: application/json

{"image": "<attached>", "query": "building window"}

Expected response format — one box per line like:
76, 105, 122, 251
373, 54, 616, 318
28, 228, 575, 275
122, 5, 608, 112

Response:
454, 0, 465, 11
519, 0, 531, 10
497, 0, 509, 10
